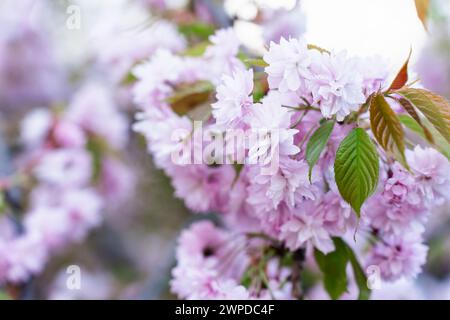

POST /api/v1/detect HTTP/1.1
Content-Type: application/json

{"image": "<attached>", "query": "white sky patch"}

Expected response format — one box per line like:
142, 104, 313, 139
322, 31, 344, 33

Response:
302, 0, 427, 68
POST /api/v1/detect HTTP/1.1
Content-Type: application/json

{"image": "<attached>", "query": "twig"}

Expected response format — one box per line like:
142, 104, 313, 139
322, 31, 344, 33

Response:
291, 248, 305, 299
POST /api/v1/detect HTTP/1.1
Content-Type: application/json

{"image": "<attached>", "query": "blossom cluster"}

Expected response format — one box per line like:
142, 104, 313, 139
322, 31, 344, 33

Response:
1, 0, 447, 301
0, 82, 133, 284
132, 25, 450, 299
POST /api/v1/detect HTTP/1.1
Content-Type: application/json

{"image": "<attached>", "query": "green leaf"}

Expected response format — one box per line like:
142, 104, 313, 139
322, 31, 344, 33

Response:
245, 58, 269, 68
240, 267, 254, 288
419, 119, 450, 160
306, 120, 335, 182
397, 97, 434, 143
178, 22, 215, 40
314, 239, 348, 300
0, 192, 6, 214
396, 88, 450, 143
86, 136, 106, 183
340, 238, 371, 300
399, 114, 450, 160
399, 114, 427, 138
315, 238, 371, 300
120, 71, 138, 85
388, 49, 411, 91
183, 41, 210, 57
252, 74, 268, 103
369, 94, 408, 168
334, 128, 379, 216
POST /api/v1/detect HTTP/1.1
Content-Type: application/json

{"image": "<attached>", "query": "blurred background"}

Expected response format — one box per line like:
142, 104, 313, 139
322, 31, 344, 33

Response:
0, 0, 449, 299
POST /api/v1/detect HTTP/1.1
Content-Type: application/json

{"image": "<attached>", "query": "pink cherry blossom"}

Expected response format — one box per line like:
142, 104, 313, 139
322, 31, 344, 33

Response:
279, 199, 335, 254
170, 165, 235, 213
211, 68, 254, 129
406, 146, 450, 205
247, 93, 300, 164
309, 51, 366, 121
264, 37, 314, 93
366, 234, 428, 281
34, 149, 92, 188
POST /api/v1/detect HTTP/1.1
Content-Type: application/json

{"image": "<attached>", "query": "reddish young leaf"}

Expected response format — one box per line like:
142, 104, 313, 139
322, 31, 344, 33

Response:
388, 49, 411, 91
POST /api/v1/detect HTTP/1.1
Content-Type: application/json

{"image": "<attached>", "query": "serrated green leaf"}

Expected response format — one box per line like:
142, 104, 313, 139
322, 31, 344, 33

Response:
339, 238, 371, 300
306, 120, 335, 182
399, 114, 450, 160
334, 128, 379, 216
314, 238, 348, 300
396, 88, 450, 143
399, 114, 427, 137
315, 238, 371, 300
370, 94, 408, 168
397, 97, 434, 143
